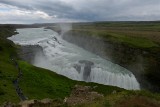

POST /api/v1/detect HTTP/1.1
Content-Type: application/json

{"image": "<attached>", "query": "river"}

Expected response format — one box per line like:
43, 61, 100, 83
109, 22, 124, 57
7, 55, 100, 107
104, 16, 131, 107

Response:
8, 27, 140, 90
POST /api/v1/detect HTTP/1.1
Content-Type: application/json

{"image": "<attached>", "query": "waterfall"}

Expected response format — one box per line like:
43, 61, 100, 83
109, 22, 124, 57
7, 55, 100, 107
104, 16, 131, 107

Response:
8, 28, 140, 90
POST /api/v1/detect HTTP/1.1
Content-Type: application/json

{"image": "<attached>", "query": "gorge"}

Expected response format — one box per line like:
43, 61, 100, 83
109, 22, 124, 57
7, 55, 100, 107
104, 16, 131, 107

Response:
8, 27, 140, 90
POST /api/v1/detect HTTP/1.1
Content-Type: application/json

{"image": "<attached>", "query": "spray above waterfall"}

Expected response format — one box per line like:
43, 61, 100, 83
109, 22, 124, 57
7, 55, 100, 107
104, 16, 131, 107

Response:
8, 27, 140, 90
56, 23, 72, 36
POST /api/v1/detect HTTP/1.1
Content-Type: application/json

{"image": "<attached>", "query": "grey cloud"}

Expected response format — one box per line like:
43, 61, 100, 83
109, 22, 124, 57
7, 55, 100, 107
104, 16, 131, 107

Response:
0, 0, 160, 23
0, 0, 75, 17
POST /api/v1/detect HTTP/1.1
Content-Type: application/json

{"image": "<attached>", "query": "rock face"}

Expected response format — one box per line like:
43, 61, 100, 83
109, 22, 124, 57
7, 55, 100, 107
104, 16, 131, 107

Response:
83, 65, 92, 81
18, 45, 44, 64
73, 60, 94, 81
78, 60, 94, 81
63, 31, 160, 92
73, 64, 81, 73
79, 60, 94, 66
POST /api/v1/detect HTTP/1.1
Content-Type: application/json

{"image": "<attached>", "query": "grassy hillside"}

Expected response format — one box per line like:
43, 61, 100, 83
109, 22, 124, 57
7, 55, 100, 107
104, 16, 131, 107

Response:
0, 25, 20, 104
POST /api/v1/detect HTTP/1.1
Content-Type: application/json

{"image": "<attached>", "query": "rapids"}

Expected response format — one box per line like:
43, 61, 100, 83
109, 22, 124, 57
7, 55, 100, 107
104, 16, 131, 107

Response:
8, 28, 140, 90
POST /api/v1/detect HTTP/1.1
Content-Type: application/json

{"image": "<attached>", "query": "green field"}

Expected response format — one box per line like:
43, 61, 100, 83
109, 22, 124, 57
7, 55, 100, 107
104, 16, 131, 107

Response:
71, 21, 160, 49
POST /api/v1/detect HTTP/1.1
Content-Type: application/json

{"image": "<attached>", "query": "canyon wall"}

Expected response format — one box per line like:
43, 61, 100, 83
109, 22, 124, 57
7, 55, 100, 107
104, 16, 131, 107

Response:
63, 31, 160, 92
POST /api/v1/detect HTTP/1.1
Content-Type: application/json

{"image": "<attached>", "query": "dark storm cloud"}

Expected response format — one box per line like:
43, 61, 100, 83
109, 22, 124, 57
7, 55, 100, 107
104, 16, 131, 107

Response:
0, 0, 160, 23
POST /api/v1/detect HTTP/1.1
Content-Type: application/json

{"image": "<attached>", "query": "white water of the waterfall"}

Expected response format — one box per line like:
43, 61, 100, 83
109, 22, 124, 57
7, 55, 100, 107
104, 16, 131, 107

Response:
8, 28, 140, 90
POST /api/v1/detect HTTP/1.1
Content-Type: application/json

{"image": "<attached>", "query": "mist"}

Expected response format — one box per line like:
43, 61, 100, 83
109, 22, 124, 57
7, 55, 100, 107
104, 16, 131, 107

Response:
55, 23, 72, 36
33, 48, 53, 71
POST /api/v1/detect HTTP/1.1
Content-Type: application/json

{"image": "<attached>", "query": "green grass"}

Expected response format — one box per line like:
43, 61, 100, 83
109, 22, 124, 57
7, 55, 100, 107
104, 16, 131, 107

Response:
102, 32, 159, 48
0, 26, 19, 104
70, 29, 159, 49
73, 21, 160, 31
18, 61, 124, 100
18, 61, 76, 99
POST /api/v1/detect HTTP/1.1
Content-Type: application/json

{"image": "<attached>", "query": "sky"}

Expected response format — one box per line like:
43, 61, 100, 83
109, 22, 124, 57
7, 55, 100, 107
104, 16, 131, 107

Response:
0, 0, 160, 24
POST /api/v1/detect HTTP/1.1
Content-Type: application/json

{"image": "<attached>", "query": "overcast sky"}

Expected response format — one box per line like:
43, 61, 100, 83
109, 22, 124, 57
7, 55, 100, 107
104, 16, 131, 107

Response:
0, 0, 160, 24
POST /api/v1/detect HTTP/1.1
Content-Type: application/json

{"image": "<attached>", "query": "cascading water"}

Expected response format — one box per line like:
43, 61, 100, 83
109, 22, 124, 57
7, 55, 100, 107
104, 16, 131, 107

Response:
8, 28, 140, 90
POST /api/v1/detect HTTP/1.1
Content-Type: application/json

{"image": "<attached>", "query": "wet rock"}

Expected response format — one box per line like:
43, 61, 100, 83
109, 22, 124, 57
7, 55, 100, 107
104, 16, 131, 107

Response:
73, 64, 81, 73
52, 36, 61, 44
78, 60, 94, 81
83, 65, 91, 81
19, 45, 44, 64
79, 60, 94, 66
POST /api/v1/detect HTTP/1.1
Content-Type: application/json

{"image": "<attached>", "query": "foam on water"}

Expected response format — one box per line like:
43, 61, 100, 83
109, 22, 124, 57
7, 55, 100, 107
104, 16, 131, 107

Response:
8, 28, 140, 90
